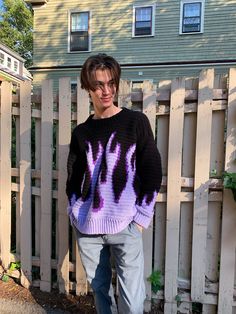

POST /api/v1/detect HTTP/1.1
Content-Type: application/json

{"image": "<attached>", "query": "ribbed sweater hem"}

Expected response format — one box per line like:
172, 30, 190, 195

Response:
70, 214, 133, 235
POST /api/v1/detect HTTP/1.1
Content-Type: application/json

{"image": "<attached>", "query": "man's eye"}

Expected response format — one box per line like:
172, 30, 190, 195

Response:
95, 83, 103, 88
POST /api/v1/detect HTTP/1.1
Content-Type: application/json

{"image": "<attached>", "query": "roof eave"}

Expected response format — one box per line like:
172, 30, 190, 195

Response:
24, 0, 49, 6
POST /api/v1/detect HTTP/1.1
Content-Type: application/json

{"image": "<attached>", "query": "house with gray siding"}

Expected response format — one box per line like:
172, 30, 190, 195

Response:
26, 0, 236, 87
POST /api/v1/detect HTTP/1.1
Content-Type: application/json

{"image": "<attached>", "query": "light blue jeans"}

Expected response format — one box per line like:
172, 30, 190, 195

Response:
74, 222, 146, 314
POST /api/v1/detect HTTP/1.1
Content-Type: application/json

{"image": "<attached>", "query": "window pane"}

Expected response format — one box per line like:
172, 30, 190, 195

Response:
70, 32, 89, 51
71, 12, 88, 32
136, 21, 151, 29
0, 53, 4, 65
135, 6, 153, 36
14, 61, 18, 72
7, 57, 11, 68
182, 2, 202, 33
70, 12, 89, 51
135, 24, 152, 36
184, 3, 201, 17
184, 17, 200, 25
136, 7, 152, 21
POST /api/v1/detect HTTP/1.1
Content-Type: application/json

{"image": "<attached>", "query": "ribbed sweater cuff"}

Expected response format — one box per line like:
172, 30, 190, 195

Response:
133, 208, 153, 229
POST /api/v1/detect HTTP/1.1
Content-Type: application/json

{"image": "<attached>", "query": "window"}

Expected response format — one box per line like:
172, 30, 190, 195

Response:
7, 57, 11, 68
180, 0, 205, 34
14, 61, 18, 72
0, 52, 4, 65
71, 82, 77, 93
132, 81, 144, 90
70, 11, 90, 52
133, 5, 155, 37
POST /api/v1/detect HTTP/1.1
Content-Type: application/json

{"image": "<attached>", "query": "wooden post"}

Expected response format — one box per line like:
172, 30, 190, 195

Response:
0, 81, 12, 269
75, 81, 89, 295
77, 77, 90, 124
15, 116, 21, 255
40, 80, 53, 292
218, 68, 236, 314
164, 77, 185, 313
142, 80, 157, 312
191, 69, 214, 302
19, 80, 32, 288
58, 77, 71, 293
118, 80, 132, 108
34, 116, 41, 257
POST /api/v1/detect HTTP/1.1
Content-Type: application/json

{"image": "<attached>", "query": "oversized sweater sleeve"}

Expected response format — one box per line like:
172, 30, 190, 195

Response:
66, 127, 86, 204
133, 113, 162, 228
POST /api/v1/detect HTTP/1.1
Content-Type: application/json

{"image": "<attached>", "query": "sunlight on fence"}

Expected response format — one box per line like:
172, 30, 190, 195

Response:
0, 68, 236, 313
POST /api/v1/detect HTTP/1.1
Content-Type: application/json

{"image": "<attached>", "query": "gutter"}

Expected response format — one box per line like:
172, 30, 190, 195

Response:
29, 59, 236, 72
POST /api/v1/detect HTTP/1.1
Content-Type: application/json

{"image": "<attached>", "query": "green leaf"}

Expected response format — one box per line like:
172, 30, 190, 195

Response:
0, 0, 33, 67
175, 294, 181, 302
210, 169, 217, 176
147, 270, 162, 293
222, 172, 236, 202
2, 274, 9, 282
223, 172, 236, 189
9, 261, 21, 271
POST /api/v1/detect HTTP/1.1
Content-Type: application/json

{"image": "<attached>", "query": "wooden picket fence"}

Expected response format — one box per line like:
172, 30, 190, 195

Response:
0, 68, 236, 313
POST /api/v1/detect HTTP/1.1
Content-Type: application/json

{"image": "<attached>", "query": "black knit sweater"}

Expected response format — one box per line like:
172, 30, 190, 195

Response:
66, 108, 162, 234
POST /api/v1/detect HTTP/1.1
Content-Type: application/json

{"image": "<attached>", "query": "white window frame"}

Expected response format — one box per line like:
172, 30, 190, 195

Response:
13, 60, 19, 73
0, 52, 4, 65
132, 4, 156, 38
71, 80, 77, 93
179, 0, 205, 34
7, 56, 12, 69
68, 10, 92, 53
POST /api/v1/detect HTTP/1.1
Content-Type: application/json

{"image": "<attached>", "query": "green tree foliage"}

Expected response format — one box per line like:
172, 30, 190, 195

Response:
0, 0, 33, 67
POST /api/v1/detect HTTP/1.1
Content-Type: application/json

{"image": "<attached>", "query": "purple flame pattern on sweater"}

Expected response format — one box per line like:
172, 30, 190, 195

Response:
66, 108, 162, 234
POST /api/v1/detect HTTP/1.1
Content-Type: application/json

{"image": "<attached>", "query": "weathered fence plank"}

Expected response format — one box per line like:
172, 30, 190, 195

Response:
40, 80, 53, 292
218, 68, 236, 314
164, 77, 185, 313
191, 69, 214, 302
34, 117, 41, 257
74, 83, 89, 295
0, 82, 12, 269
19, 80, 32, 288
15, 117, 21, 255
77, 77, 90, 124
57, 77, 71, 293
142, 81, 157, 312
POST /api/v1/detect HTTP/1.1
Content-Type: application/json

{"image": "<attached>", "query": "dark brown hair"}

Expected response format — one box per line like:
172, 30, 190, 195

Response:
80, 53, 121, 92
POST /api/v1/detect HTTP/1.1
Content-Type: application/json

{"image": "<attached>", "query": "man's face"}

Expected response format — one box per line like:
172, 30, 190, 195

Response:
89, 69, 116, 111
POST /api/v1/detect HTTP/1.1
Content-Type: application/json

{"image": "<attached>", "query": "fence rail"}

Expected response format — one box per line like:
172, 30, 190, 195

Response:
0, 68, 236, 313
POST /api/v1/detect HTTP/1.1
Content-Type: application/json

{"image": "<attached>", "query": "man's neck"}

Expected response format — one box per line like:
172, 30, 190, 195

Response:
93, 105, 121, 119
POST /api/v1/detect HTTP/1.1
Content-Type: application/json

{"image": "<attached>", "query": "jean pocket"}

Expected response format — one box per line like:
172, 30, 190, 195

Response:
130, 221, 142, 236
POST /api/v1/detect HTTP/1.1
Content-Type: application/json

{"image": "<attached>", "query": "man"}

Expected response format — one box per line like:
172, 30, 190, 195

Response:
66, 53, 162, 314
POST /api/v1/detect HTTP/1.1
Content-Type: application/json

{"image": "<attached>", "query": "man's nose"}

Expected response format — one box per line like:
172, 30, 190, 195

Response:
102, 84, 110, 94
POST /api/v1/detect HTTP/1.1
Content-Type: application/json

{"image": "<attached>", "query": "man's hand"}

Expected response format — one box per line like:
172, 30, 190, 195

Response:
135, 223, 143, 233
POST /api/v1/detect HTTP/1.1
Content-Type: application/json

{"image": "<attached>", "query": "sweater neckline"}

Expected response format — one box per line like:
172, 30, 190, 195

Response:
87, 107, 127, 124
